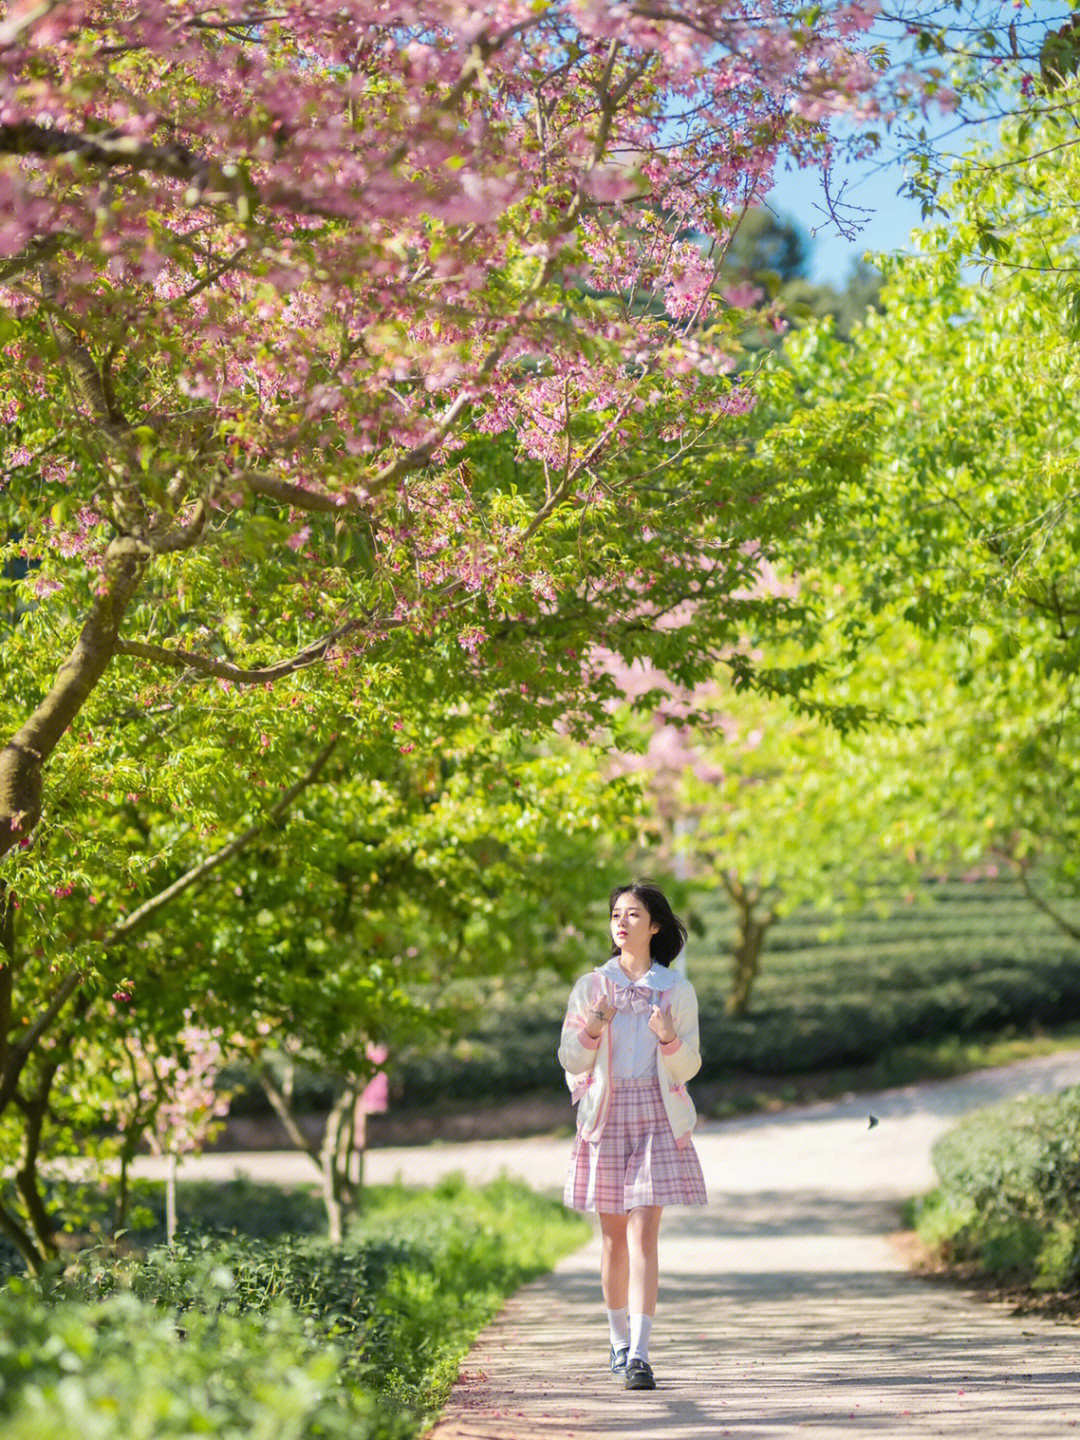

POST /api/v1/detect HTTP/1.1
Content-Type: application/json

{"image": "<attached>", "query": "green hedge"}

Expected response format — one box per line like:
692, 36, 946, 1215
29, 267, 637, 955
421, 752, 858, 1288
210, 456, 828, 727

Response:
913, 1086, 1080, 1289
214, 879, 1080, 1114
388, 881, 1080, 1103
0, 1177, 588, 1439
0, 1281, 382, 1440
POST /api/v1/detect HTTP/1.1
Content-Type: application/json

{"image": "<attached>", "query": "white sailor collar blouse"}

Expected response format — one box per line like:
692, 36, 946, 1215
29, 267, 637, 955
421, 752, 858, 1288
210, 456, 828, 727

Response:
596, 958, 674, 1079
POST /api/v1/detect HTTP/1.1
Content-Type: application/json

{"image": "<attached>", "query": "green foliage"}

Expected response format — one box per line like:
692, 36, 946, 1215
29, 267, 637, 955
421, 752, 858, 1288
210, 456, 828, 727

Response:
627, 627, 956, 1014
916, 1086, 1080, 1290
0, 1178, 587, 1438
124, 1176, 332, 1247
1041, 15, 1080, 89
761, 80, 1080, 927
0, 1284, 384, 1440
0, 1177, 329, 1279
0, 712, 641, 1256
934, 1089, 1080, 1227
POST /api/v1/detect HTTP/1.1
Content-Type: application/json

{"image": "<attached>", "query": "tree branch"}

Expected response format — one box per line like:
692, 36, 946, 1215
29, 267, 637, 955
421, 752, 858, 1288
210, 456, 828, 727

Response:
0, 233, 71, 284
0, 1196, 46, 1275
116, 619, 364, 684
0, 969, 84, 1119
256, 1065, 321, 1166
0, 120, 218, 190
1016, 865, 1080, 944
104, 736, 339, 947
366, 390, 477, 496
41, 280, 126, 426
0, 888, 12, 1073
239, 473, 349, 513
15, 1056, 62, 1260
151, 500, 209, 555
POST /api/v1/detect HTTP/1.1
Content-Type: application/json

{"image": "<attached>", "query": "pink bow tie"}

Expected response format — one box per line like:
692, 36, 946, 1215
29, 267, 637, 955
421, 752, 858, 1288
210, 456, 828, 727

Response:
612, 982, 654, 1015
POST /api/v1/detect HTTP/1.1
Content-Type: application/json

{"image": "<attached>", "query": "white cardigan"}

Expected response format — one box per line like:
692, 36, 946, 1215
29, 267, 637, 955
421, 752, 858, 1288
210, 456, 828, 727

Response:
557, 959, 702, 1148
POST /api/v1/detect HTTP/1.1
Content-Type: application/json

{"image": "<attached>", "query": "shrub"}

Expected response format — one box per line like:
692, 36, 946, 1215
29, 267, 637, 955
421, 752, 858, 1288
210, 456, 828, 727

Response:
932, 1087, 1080, 1229
0, 1280, 390, 1440
916, 1086, 1080, 1289
0, 1177, 588, 1438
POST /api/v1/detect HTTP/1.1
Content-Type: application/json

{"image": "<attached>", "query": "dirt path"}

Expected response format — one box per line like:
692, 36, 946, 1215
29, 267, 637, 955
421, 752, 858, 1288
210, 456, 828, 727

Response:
134, 1052, 1080, 1436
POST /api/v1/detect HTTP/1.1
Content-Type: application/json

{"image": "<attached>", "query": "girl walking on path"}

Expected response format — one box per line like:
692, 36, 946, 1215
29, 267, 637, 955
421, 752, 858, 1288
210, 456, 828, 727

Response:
558, 880, 707, 1392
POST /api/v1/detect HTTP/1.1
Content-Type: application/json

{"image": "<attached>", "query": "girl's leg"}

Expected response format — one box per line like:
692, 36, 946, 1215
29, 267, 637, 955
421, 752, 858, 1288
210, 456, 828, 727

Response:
626, 1205, 663, 1370
598, 1211, 629, 1310
598, 1211, 631, 1361
626, 1204, 663, 1316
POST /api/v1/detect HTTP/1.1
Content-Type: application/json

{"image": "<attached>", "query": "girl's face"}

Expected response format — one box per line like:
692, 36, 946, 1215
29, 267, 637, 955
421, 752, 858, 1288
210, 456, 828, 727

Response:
610, 892, 659, 960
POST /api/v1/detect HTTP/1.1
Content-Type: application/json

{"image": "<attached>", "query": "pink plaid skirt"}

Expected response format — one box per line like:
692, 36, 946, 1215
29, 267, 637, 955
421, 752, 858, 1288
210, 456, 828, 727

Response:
564, 1077, 708, 1214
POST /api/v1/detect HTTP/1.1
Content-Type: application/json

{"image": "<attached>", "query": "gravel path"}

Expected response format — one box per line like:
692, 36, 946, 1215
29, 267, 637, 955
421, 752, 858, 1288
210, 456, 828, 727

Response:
134, 1052, 1080, 1437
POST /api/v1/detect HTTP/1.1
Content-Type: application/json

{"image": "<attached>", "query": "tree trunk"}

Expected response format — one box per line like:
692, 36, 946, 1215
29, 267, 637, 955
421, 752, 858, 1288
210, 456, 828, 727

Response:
722, 874, 778, 1018
353, 1108, 368, 1212
14, 1061, 62, 1266
113, 1044, 156, 1234
114, 1112, 149, 1234
1014, 861, 1080, 944
165, 1152, 178, 1242
334, 1090, 358, 1214
0, 884, 14, 1077
0, 883, 12, 964
0, 534, 148, 859
258, 1063, 364, 1242
114, 1148, 132, 1235
0, 1197, 47, 1275
319, 1091, 353, 1246
258, 1062, 346, 1240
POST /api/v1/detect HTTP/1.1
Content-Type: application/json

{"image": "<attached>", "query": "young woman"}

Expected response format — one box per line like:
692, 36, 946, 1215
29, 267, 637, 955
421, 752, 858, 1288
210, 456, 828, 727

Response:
558, 880, 707, 1392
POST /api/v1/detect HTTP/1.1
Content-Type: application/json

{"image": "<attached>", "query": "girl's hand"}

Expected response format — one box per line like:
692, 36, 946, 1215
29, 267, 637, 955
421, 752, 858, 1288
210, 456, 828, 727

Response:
585, 999, 615, 1039
648, 1005, 676, 1044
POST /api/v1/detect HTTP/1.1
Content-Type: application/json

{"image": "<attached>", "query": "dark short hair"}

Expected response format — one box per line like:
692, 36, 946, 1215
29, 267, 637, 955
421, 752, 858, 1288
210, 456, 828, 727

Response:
608, 880, 687, 968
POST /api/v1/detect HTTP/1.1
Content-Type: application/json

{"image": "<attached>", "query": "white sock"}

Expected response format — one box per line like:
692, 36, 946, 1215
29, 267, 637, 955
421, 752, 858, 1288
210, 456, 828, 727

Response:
607, 1307, 629, 1349
629, 1313, 653, 1362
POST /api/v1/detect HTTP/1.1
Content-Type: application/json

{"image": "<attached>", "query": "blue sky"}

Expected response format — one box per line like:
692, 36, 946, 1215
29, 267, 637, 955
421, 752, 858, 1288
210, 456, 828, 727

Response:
764, 0, 1076, 286
765, 153, 928, 285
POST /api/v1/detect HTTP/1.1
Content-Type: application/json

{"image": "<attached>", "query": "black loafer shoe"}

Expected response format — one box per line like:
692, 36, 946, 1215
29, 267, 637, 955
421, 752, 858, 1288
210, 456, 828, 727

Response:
609, 1345, 629, 1376
624, 1358, 656, 1390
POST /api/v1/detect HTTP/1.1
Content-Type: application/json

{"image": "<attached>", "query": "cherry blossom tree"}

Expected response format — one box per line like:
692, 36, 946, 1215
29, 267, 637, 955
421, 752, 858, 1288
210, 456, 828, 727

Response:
0, 0, 885, 1269
1, 0, 882, 853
